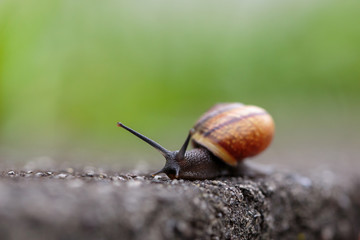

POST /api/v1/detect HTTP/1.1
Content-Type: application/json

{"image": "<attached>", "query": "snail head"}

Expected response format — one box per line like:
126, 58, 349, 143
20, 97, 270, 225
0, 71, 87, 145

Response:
117, 122, 192, 179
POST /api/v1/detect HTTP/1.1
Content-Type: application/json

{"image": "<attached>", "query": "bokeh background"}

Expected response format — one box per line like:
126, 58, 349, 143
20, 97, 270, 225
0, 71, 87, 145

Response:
0, 0, 359, 172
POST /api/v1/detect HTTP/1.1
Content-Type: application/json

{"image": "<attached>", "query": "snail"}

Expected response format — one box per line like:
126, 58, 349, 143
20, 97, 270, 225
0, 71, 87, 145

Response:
117, 103, 275, 180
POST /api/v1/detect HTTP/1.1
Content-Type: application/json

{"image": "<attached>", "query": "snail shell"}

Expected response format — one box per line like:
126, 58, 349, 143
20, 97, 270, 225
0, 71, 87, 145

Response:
191, 103, 275, 166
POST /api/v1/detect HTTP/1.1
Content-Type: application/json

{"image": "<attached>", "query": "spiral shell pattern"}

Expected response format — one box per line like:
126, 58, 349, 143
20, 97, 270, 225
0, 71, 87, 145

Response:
191, 103, 274, 166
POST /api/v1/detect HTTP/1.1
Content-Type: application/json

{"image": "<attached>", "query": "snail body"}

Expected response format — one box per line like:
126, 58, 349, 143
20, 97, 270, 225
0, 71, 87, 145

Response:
118, 102, 274, 180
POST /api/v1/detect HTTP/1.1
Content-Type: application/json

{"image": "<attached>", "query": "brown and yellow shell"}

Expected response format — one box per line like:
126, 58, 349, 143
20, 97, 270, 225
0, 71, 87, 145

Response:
191, 103, 275, 166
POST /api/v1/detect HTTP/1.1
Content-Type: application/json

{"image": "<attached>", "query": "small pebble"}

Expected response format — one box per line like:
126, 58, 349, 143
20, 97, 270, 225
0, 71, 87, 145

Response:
135, 176, 145, 181
211, 180, 227, 186
99, 173, 108, 179
35, 172, 45, 177
126, 174, 137, 178
85, 172, 94, 177
110, 176, 117, 181
153, 175, 163, 180
56, 173, 68, 179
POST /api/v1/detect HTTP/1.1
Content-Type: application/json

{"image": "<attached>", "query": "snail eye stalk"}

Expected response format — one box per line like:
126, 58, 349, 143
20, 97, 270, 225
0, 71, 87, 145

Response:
175, 132, 192, 161
117, 122, 172, 158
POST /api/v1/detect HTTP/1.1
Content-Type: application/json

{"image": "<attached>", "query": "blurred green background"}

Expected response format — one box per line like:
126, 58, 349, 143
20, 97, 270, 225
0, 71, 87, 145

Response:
0, 0, 359, 171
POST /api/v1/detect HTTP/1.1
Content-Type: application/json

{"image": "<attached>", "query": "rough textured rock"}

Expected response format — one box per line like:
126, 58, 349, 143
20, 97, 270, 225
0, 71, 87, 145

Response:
0, 167, 359, 240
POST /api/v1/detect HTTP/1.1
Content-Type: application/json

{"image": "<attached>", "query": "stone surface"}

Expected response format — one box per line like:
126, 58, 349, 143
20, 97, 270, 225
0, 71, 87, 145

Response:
0, 167, 359, 240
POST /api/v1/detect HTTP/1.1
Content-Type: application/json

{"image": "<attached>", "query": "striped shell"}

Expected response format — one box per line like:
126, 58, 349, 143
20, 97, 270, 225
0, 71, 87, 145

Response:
191, 103, 275, 166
